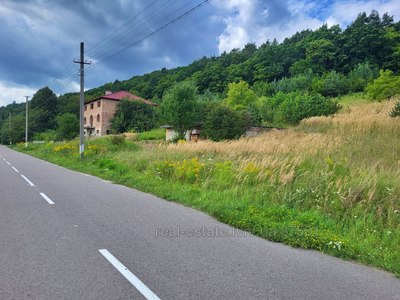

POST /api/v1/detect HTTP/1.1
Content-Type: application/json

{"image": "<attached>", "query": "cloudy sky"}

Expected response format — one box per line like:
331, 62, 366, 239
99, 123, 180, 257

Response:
0, 0, 399, 107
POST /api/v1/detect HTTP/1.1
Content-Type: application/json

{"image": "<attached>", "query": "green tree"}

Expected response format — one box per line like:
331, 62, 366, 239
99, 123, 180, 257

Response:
160, 82, 199, 138
56, 113, 79, 140
366, 69, 400, 100
202, 105, 246, 141
31, 86, 58, 115
306, 39, 337, 74
0, 114, 25, 144
225, 81, 257, 111
110, 99, 156, 133
347, 62, 377, 92
312, 71, 348, 97
30, 87, 58, 135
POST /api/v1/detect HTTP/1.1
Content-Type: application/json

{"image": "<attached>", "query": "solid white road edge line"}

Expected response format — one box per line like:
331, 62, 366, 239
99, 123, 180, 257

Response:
12, 167, 19, 173
21, 175, 35, 187
99, 249, 161, 300
40, 193, 55, 205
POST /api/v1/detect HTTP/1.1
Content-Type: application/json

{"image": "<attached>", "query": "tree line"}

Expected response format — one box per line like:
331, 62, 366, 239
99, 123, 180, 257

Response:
1, 10, 400, 144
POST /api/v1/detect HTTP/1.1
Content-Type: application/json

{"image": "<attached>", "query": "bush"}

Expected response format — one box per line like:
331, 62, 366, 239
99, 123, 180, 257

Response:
366, 69, 400, 100
56, 113, 79, 140
110, 99, 156, 133
33, 129, 58, 142
347, 62, 377, 92
202, 105, 246, 141
312, 71, 348, 97
108, 134, 125, 145
274, 92, 341, 125
389, 101, 400, 117
271, 70, 314, 94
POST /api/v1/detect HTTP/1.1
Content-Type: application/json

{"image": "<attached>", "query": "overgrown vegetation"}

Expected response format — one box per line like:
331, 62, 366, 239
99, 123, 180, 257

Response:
1, 10, 400, 143
110, 99, 156, 133
16, 98, 400, 277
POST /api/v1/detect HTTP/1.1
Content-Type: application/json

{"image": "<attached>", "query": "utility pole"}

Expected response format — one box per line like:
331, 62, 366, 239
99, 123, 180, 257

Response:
8, 112, 12, 145
24, 96, 30, 148
74, 42, 91, 160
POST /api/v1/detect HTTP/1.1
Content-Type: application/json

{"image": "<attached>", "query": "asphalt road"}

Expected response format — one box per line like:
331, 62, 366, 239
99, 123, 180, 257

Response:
0, 145, 399, 300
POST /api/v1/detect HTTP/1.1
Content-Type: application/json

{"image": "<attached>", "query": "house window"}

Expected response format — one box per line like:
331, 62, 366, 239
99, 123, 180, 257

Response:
84, 117, 86, 125
90, 115, 93, 126
90, 103, 94, 109
96, 129, 99, 134
97, 101, 101, 107
97, 114, 100, 122
84, 105, 87, 111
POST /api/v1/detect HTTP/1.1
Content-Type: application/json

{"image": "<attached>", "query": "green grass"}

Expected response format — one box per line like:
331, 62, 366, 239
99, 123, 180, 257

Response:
14, 99, 400, 277
334, 92, 369, 107
137, 128, 165, 141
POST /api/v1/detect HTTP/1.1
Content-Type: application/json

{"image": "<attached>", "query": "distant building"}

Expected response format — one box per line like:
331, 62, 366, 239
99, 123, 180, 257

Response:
84, 91, 156, 137
161, 125, 202, 142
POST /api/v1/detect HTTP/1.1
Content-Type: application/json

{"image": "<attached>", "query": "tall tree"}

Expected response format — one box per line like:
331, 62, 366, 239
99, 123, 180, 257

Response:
110, 99, 156, 133
160, 82, 199, 138
225, 81, 257, 111
30, 87, 58, 134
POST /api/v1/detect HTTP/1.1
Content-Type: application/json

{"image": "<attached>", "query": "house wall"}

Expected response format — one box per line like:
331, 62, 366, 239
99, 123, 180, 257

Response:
84, 99, 118, 137
100, 99, 118, 135
165, 129, 192, 141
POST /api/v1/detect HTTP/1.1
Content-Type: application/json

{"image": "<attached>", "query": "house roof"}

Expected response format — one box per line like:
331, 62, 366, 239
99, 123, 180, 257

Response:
86, 91, 157, 106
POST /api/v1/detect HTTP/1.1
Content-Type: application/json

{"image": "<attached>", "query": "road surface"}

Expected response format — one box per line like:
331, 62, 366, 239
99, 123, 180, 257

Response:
0, 145, 399, 299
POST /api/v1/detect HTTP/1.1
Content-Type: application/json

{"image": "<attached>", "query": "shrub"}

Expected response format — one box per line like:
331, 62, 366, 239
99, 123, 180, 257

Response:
389, 101, 400, 117
347, 62, 377, 92
275, 92, 341, 125
56, 113, 79, 140
108, 134, 125, 145
312, 71, 348, 97
202, 105, 246, 141
33, 129, 58, 142
366, 70, 400, 100
110, 99, 156, 133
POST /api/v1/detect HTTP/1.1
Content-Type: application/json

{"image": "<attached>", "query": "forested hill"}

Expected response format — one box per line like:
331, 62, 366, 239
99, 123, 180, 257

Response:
1, 10, 400, 144
86, 10, 400, 100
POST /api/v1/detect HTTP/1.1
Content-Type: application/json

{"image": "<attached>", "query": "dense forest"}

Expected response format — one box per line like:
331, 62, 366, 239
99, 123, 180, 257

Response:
1, 10, 400, 143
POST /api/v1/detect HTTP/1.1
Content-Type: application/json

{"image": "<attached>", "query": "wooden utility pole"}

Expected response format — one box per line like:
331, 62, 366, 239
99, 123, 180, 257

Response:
24, 96, 30, 148
8, 112, 12, 145
74, 42, 91, 160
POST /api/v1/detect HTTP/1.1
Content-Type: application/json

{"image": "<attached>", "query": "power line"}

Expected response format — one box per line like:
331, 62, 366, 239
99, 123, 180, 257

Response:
86, 1, 190, 62
86, 0, 161, 56
86, 0, 210, 73
51, 0, 211, 95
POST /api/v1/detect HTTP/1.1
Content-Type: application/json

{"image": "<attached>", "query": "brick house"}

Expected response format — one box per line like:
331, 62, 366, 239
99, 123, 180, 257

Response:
84, 91, 156, 137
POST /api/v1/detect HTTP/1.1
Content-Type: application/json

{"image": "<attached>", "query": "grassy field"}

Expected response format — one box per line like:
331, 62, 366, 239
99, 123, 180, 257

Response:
16, 97, 400, 276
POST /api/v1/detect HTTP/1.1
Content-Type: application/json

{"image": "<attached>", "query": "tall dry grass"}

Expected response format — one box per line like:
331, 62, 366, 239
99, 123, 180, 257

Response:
168, 99, 399, 164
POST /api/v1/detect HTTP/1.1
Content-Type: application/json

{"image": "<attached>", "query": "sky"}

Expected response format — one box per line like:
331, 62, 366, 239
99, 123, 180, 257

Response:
0, 0, 399, 107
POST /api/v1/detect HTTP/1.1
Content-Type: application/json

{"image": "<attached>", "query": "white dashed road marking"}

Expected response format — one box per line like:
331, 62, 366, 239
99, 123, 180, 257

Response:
40, 193, 55, 205
21, 175, 35, 187
99, 249, 161, 300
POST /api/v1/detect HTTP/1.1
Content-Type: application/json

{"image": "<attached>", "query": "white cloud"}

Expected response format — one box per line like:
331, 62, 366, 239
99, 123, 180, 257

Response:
0, 81, 37, 107
213, 0, 323, 53
213, 0, 257, 53
326, 0, 400, 28
212, 0, 400, 54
